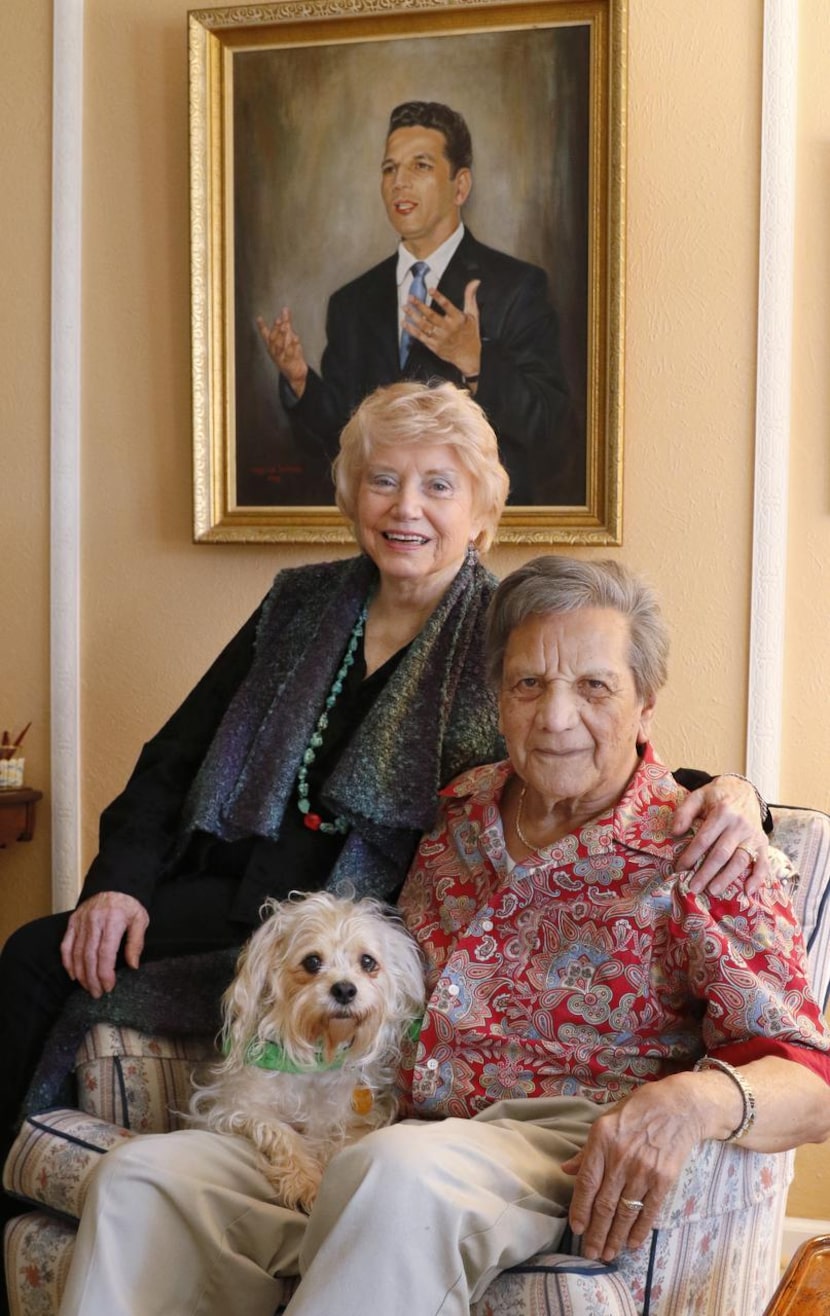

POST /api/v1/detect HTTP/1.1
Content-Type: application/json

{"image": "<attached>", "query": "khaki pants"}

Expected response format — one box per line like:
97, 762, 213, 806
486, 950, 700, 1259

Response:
58, 1097, 603, 1316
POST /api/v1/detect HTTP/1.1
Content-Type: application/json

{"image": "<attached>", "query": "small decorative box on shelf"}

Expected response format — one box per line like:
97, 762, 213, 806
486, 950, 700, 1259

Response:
0, 789, 43, 847
0, 756, 25, 789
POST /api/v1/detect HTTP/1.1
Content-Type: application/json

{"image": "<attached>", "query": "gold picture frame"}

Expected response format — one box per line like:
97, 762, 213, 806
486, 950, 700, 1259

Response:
190, 0, 626, 544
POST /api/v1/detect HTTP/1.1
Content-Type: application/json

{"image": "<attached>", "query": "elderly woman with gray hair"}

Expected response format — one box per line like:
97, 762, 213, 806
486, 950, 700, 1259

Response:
276, 555, 830, 1316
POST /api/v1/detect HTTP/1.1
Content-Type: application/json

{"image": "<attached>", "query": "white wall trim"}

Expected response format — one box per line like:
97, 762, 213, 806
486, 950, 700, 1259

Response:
50, 0, 84, 910
781, 1215, 830, 1267
746, 0, 798, 800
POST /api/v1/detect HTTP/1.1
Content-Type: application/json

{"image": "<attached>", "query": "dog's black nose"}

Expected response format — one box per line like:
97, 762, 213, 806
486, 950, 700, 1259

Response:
330, 980, 357, 1005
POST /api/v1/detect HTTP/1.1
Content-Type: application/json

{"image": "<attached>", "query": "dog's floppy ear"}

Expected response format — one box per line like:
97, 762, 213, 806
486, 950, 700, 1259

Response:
220, 898, 291, 1064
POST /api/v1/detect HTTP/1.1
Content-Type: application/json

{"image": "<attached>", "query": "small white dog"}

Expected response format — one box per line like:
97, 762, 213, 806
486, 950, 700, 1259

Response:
189, 891, 425, 1212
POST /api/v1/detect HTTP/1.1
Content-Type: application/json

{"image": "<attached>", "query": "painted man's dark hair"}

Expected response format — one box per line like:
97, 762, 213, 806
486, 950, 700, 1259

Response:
387, 102, 473, 176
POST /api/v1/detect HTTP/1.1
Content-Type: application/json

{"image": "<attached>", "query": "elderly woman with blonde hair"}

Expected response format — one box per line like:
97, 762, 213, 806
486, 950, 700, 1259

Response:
4, 382, 508, 1240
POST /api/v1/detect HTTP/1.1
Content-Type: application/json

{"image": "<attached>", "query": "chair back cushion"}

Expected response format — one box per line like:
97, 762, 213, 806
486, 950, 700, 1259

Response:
770, 805, 830, 1008
75, 1025, 215, 1131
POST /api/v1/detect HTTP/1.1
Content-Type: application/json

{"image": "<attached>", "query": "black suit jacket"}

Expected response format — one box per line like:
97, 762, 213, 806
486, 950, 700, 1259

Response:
282, 230, 573, 503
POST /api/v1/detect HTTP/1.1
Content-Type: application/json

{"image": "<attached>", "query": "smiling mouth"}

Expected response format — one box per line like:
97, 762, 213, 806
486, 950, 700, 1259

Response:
394, 200, 416, 214
382, 531, 429, 545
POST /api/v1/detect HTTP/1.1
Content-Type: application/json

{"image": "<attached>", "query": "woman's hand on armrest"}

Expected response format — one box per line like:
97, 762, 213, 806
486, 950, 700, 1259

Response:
671, 776, 769, 895
562, 1057, 830, 1263
60, 891, 150, 999
562, 1075, 705, 1261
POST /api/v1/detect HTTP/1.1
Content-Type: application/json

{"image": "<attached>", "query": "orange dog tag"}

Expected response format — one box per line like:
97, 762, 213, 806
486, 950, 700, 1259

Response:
351, 1085, 374, 1115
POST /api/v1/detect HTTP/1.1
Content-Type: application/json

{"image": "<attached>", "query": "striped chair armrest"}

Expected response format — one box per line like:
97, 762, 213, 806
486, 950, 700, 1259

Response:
2, 1108, 136, 1221
4, 1212, 78, 1316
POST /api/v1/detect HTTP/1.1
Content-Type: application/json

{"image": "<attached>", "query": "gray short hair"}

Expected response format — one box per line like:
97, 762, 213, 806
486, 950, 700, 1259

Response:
334, 381, 509, 552
486, 556, 669, 699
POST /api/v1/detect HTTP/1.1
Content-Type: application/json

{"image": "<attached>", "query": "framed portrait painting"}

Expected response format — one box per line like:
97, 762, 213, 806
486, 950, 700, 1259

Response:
190, 0, 626, 543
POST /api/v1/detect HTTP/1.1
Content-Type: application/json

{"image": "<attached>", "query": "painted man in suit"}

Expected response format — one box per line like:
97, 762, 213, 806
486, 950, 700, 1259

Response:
258, 101, 572, 505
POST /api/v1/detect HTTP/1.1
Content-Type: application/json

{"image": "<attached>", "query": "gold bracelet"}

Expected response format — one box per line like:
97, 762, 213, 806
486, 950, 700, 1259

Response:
694, 1055, 757, 1141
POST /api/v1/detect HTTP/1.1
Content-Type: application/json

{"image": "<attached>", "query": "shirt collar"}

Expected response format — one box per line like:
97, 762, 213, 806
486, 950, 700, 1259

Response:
611, 744, 692, 860
396, 223, 465, 289
443, 746, 692, 866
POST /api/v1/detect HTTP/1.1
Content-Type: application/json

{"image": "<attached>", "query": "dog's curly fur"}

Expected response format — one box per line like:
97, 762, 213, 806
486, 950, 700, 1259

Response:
188, 892, 425, 1212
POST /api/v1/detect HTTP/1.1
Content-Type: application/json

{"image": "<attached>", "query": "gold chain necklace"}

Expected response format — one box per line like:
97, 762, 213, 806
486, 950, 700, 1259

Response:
513, 783, 554, 854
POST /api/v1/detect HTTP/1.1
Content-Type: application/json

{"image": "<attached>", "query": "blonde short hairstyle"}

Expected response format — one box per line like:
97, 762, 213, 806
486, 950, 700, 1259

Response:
333, 381, 509, 552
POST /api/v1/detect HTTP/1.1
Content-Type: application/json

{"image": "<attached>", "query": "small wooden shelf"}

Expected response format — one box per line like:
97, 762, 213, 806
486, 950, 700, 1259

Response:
0, 788, 43, 847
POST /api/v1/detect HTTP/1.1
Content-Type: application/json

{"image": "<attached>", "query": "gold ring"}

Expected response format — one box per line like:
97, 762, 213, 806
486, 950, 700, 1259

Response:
619, 1197, 645, 1212
737, 844, 758, 864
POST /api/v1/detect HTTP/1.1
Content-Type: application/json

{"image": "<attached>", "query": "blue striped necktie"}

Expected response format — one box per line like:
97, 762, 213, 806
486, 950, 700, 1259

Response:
400, 261, 430, 367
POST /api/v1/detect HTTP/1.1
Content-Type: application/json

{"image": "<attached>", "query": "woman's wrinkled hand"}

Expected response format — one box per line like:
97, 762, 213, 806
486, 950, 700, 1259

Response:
562, 1076, 705, 1261
671, 776, 769, 896
60, 891, 150, 998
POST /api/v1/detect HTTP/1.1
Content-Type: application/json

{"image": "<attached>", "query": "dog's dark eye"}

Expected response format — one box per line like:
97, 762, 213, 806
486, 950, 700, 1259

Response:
301, 954, 323, 974
360, 954, 378, 974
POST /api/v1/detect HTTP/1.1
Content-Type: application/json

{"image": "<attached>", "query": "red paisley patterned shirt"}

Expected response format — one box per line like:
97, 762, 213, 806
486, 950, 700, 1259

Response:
397, 747, 830, 1120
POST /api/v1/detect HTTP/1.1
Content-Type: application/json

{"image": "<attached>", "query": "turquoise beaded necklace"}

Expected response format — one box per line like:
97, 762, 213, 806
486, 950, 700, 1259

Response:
296, 601, 369, 834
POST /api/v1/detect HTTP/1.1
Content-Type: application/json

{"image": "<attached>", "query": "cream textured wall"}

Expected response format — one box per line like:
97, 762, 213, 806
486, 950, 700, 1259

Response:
80, 0, 762, 873
0, 0, 53, 946
1, 0, 828, 1223
78, 0, 325, 873
782, 0, 830, 1223
783, 2, 830, 815
497, 1, 763, 769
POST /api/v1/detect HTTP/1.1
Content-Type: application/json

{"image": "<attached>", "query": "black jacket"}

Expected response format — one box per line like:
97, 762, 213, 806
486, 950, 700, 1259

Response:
282, 229, 571, 503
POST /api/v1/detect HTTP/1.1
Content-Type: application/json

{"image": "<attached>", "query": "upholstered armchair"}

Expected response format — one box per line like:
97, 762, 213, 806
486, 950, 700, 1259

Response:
5, 805, 830, 1316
